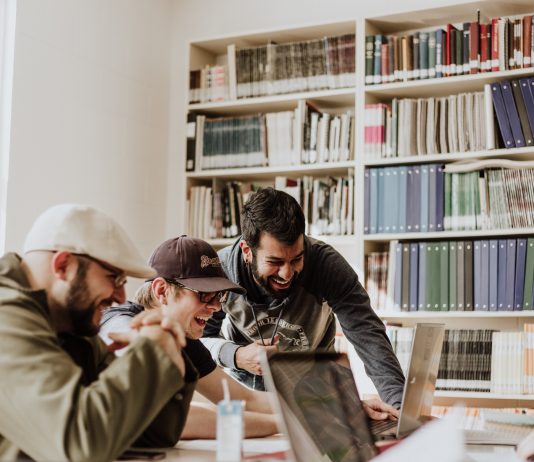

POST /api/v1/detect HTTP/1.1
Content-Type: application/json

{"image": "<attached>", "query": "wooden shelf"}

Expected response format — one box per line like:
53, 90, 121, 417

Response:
362, 147, 534, 167
378, 311, 534, 319
364, 228, 534, 242
364, 68, 534, 99
186, 161, 355, 181
188, 88, 355, 115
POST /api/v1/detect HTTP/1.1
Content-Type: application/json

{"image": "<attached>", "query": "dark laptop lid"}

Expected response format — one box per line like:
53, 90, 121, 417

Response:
262, 351, 378, 462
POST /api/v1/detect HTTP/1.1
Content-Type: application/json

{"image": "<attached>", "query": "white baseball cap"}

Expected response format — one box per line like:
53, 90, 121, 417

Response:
23, 204, 156, 279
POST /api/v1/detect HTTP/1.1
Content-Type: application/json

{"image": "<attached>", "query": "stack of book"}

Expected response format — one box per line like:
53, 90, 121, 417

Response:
189, 65, 229, 104
275, 176, 354, 236
364, 164, 445, 234
363, 91, 489, 159
366, 237, 534, 313
365, 14, 534, 85
386, 325, 534, 394
489, 78, 534, 149
187, 176, 354, 240
188, 33, 355, 104
364, 160, 534, 235
186, 103, 354, 171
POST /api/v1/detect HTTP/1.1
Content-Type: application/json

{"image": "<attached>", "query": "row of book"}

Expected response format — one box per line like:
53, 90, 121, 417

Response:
188, 33, 355, 104
364, 162, 534, 235
365, 14, 534, 85
186, 104, 354, 171
187, 176, 354, 240
366, 238, 534, 313
363, 91, 489, 159
490, 78, 534, 149
387, 325, 534, 394
444, 166, 534, 231
364, 76, 534, 160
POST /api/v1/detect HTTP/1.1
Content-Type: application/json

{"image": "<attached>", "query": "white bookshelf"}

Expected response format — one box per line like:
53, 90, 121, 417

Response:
358, 0, 534, 407
183, 0, 534, 406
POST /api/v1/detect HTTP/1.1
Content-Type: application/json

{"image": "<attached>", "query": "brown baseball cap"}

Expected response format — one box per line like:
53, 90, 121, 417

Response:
148, 235, 245, 294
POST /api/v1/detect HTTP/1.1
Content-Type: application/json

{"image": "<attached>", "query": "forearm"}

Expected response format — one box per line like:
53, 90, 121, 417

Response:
181, 402, 278, 439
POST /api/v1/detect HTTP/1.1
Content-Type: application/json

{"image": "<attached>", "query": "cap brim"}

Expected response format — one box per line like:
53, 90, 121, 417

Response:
123, 264, 157, 279
178, 276, 246, 295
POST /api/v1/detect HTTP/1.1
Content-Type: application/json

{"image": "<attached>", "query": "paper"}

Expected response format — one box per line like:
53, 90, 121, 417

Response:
178, 438, 289, 454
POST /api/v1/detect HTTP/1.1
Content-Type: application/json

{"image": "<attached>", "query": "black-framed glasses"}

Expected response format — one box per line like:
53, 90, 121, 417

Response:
166, 279, 228, 304
75, 254, 127, 289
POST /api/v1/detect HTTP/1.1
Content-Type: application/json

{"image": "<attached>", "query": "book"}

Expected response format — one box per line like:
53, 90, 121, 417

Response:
490, 81, 515, 148
511, 79, 534, 145
500, 80, 526, 147
515, 239, 528, 310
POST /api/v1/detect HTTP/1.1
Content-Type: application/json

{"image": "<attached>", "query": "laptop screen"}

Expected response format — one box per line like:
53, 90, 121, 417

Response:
263, 352, 377, 462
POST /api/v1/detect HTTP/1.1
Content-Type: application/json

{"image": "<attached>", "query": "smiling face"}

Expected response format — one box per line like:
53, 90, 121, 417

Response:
64, 255, 126, 336
161, 281, 221, 339
242, 232, 305, 298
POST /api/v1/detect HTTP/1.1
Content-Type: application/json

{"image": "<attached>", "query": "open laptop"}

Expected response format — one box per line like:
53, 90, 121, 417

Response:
261, 323, 445, 461
371, 322, 445, 439
262, 350, 378, 462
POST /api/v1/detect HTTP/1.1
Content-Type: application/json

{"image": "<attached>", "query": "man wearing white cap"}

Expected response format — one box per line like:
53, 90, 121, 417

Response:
0, 204, 196, 462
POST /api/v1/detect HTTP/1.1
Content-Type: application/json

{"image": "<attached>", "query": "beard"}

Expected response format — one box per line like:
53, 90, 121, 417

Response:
249, 254, 298, 299
65, 260, 109, 337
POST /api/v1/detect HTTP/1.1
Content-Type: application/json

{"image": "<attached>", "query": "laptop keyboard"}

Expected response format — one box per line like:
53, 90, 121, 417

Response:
370, 419, 397, 434
464, 428, 530, 446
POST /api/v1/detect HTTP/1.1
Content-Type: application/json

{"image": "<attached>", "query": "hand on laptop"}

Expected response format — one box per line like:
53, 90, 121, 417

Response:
362, 399, 399, 421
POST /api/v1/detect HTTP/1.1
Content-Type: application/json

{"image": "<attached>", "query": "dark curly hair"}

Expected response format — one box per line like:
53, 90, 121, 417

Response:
241, 187, 305, 250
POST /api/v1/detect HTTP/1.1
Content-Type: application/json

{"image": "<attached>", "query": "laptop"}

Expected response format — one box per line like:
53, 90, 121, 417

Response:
261, 323, 445, 461
262, 350, 378, 462
371, 322, 445, 439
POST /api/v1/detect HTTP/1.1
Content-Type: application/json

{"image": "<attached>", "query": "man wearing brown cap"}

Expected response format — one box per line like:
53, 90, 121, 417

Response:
100, 235, 277, 439
0, 204, 196, 462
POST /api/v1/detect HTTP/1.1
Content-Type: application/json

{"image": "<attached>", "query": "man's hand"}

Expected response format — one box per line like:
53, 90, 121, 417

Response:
362, 399, 399, 421
108, 310, 186, 375
235, 337, 279, 375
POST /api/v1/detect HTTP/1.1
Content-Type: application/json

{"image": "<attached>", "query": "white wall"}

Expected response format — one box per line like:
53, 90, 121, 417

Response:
166, 0, 469, 235
6, 0, 173, 273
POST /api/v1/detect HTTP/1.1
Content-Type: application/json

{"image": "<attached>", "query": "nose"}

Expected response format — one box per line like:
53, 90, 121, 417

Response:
278, 262, 293, 281
112, 285, 126, 304
206, 298, 222, 312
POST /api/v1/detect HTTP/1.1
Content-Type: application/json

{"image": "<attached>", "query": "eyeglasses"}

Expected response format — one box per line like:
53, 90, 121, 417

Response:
166, 279, 228, 304
76, 254, 127, 289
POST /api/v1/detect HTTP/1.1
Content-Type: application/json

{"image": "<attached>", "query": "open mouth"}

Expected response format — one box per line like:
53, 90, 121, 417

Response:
194, 315, 211, 327
269, 276, 292, 290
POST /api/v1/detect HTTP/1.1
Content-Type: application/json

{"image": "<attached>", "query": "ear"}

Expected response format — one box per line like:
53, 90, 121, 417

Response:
50, 251, 75, 281
151, 277, 169, 305
240, 239, 252, 264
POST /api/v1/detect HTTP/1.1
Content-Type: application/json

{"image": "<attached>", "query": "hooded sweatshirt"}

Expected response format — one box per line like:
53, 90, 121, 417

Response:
0, 253, 196, 462
202, 237, 405, 407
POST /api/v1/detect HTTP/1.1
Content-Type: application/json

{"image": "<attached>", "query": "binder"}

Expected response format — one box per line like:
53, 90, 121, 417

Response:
500, 80, 526, 147
490, 82, 515, 148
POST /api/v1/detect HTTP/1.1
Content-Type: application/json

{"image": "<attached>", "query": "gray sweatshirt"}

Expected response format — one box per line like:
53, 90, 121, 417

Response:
201, 236, 405, 407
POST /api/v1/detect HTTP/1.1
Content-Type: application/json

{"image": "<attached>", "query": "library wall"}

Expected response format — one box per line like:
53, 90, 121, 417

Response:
167, 0, 463, 235
5, 0, 173, 279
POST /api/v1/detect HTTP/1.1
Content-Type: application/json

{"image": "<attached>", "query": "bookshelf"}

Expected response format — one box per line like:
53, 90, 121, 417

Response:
359, 0, 534, 407
185, 20, 358, 258
183, 0, 534, 407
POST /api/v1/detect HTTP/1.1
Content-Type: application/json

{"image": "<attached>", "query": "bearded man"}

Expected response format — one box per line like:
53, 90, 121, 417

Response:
201, 187, 405, 410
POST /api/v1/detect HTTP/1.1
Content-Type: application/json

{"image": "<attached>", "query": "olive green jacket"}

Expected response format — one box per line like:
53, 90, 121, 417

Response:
0, 253, 197, 462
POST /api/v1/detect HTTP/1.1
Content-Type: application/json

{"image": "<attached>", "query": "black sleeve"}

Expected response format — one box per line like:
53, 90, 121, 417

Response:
203, 309, 226, 337
306, 241, 405, 408
183, 339, 217, 378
